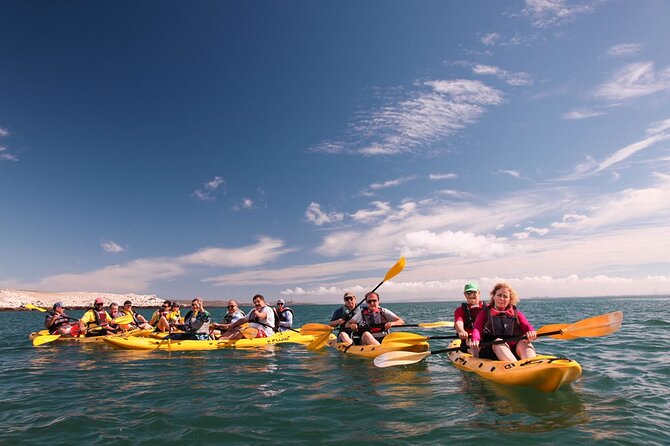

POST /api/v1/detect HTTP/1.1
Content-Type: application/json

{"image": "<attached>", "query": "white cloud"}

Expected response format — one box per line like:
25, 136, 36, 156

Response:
400, 230, 511, 258
304, 202, 344, 226
369, 176, 415, 191
437, 189, 472, 199
192, 176, 226, 201
350, 201, 392, 223
310, 79, 503, 156
472, 64, 533, 86
522, 0, 596, 28
179, 236, 290, 267
562, 108, 605, 120
595, 62, 670, 101
0, 128, 8, 137
101, 240, 125, 253
499, 169, 521, 178
0, 153, 19, 162
429, 173, 458, 180
606, 43, 642, 58
480, 32, 501, 46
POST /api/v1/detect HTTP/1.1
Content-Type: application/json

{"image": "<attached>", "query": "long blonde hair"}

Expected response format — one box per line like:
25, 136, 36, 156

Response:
488, 282, 519, 307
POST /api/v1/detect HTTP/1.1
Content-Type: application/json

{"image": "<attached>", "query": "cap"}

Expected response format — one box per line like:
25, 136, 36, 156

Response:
94, 297, 104, 304
123, 300, 132, 306
53, 302, 63, 309
464, 283, 480, 293
277, 299, 285, 305
343, 292, 356, 299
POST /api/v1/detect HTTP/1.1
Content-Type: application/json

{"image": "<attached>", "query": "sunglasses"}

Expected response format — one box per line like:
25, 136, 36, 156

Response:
366, 299, 378, 303
344, 297, 354, 301
465, 291, 478, 295
227, 305, 236, 309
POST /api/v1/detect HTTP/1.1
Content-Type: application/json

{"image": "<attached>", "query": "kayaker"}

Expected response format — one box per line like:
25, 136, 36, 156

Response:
345, 292, 404, 345
276, 299, 294, 332
211, 299, 246, 337
171, 297, 212, 340
120, 300, 152, 330
78, 297, 118, 336
44, 302, 78, 336
220, 294, 276, 339
329, 291, 359, 343
168, 301, 183, 325
148, 301, 172, 332
453, 282, 484, 356
108, 302, 121, 332
470, 282, 537, 361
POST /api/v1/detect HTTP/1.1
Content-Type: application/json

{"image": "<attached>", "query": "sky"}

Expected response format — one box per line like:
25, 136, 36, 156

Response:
1, 0, 670, 304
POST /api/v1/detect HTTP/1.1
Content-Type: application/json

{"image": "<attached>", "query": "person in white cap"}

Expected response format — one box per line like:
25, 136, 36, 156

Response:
276, 299, 294, 332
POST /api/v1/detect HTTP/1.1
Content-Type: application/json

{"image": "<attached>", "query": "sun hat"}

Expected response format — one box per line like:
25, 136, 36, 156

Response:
343, 291, 356, 299
277, 299, 285, 305
463, 283, 480, 293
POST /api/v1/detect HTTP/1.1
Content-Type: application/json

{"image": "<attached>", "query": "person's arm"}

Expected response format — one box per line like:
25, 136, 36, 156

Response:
517, 310, 537, 341
345, 313, 362, 331
383, 309, 404, 329
329, 309, 344, 327
470, 311, 486, 346
453, 307, 468, 339
279, 311, 293, 328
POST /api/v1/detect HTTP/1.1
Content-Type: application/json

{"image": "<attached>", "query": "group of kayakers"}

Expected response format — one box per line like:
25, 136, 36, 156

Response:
43, 294, 297, 341
327, 281, 537, 361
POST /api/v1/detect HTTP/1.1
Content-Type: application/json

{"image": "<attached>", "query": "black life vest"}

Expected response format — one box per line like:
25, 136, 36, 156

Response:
360, 308, 389, 333
482, 305, 522, 341
45, 313, 70, 334
461, 302, 484, 330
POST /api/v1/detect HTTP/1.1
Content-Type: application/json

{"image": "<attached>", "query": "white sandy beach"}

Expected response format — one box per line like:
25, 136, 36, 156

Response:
0, 288, 165, 310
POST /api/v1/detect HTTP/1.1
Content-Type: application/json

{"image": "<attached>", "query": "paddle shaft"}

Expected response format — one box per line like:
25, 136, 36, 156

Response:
429, 330, 561, 356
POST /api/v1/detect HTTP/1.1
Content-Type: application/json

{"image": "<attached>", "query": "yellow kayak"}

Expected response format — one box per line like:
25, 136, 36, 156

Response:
446, 339, 582, 392
326, 338, 429, 359
28, 328, 150, 344
103, 329, 325, 351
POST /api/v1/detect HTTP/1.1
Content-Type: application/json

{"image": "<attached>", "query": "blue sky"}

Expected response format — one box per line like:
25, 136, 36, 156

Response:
2, 1, 670, 303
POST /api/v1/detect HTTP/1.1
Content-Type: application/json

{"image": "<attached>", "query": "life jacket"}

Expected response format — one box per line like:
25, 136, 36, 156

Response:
120, 308, 142, 326
248, 306, 279, 332
85, 308, 109, 328
360, 307, 389, 333
45, 313, 70, 334
278, 307, 294, 323
183, 310, 211, 334
336, 307, 355, 330
482, 305, 522, 341
460, 302, 484, 331
222, 310, 245, 325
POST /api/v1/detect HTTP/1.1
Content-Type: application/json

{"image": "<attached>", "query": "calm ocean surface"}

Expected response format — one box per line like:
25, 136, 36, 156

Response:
1, 297, 668, 445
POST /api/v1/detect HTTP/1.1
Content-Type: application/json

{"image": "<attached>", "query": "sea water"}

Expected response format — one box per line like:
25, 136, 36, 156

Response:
0, 297, 668, 445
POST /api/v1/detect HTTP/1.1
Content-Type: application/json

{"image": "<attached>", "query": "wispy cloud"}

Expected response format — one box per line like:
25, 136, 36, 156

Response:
192, 176, 226, 201
0, 128, 9, 137
606, 43, 642, 58
595, 61, 670, 101
522, 0, 597, 28
472, 64, 533, 86
304, 202, 344, 226
498, 169, 522, 178
232, 198, 254, 211
562, 108, 606, 120
310, 79, 503, 156
19, 237, 292, 293
0, 128, 18, 162
101, 240, 125, 253
480, 32, 501, 46
429, 173, 458, 180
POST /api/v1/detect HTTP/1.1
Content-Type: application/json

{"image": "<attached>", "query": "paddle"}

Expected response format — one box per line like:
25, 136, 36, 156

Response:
32, 334, 61, 346
373, 311, 623, 368
305, 257, 407, 351
24, 304, 80, 322
381, 332, 459, 344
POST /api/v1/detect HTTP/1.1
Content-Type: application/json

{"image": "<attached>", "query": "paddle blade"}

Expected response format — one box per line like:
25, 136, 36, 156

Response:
382, 332, 428, 344
373, 350, 431, 368
33, 334, 61, 346
556, 311, 623, 339
113, 315, 134, 325
307, 332, 332, 351
537, 323, 579, 339
25, 304, 47, 312
240, 326, 259, 339
383, 256, 406, 282
300, 323, 334, 336
417, 321, 454, 328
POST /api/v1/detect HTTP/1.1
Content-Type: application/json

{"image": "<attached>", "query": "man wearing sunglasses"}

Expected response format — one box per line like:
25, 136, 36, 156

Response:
453, 282, 483, 356
345, 292, 404, 345
221, 294, 276, 339
329, 291, 359, 343
211, 300, 245, 337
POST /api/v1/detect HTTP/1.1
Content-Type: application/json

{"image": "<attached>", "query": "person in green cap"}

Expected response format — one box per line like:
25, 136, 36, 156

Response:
453, 282, 484, 356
